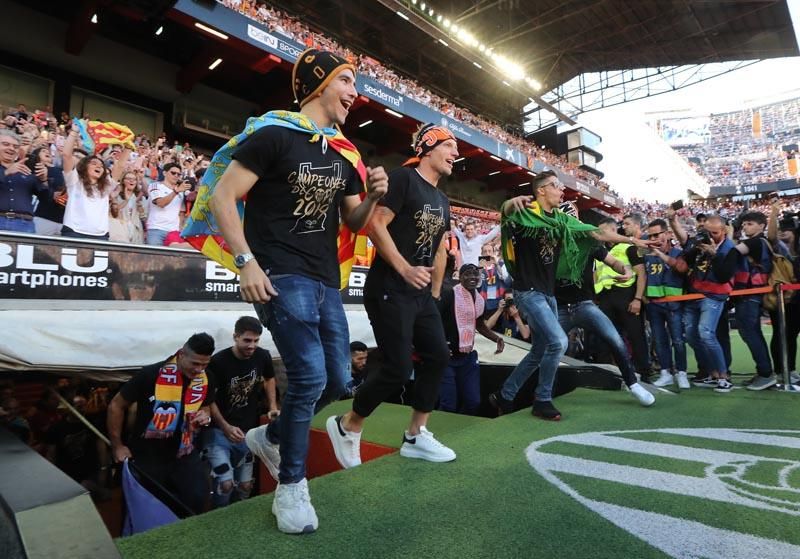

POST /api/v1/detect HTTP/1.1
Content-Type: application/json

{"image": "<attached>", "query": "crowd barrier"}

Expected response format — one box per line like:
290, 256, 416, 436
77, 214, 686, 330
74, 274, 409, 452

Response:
651, 283, 800, 393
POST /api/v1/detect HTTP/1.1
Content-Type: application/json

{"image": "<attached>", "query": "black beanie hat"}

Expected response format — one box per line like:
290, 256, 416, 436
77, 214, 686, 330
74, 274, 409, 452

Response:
292, 48, 356, 108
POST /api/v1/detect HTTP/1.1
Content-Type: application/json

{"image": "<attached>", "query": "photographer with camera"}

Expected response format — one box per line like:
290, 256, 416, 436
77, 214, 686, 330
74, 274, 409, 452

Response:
485, 291, 531, 342
671, 215, 739, 393
146, 162, 191, 246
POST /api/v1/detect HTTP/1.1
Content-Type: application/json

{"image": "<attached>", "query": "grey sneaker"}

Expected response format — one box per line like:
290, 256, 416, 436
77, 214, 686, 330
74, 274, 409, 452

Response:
245, 424, 280, 481
791, 371, 800, 384
272, 478, 318, 534
745, 375, 777, 391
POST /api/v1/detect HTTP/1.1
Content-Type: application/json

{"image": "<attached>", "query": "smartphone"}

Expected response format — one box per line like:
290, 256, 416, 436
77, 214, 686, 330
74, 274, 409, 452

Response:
670, 200, 684, 211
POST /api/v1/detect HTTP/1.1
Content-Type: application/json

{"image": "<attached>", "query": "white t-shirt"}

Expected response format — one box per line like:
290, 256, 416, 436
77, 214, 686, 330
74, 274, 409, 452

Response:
146, 182, 184, 232
63, 169, 112, 236
453, 225, 501, 266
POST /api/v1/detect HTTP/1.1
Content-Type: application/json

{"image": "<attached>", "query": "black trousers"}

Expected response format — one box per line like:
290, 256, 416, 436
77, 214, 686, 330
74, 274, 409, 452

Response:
132, 447, 209, 517
597, 285, 650, 374
353, 291, 449, 418
769, 302, 800, 374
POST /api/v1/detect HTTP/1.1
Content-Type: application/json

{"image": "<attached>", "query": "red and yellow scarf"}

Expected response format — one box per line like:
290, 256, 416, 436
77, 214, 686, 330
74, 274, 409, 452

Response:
144, 355, 208, 457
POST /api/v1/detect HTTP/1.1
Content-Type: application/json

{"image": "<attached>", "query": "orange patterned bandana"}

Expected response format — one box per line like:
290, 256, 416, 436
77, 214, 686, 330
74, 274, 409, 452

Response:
403, 124, 456, 167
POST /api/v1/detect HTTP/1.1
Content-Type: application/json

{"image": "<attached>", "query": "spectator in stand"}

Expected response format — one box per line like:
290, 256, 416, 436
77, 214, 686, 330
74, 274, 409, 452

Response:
452, 220, 500, 266
146, 162, 191, 246
28, 388, 63, 453
437, 263, 504, 415
205, 316, 277, 508
108, 171, 145, 244
61, 127, 129, 240
0, 129, 48, 233
27, 145, 65, 236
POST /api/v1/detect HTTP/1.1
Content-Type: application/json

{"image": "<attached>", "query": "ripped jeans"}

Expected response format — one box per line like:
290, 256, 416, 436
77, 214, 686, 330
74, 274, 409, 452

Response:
203, 427, 255, 508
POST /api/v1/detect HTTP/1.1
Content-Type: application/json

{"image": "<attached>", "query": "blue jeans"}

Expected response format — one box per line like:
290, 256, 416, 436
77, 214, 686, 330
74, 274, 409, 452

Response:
558, 300, 637, 386
146, 228, 169, 246
202, 427, 254, 508
734, 296, 773, 375
439, 350, 481, 415
683, 297, 727, 375
646, 303, 687, 372
0, 216, 35, 233
501, 291, 567, 402
254, 275, 350, 484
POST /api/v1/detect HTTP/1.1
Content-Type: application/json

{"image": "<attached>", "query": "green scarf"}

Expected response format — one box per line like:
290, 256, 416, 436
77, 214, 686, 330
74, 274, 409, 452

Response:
501, 200, 598, 285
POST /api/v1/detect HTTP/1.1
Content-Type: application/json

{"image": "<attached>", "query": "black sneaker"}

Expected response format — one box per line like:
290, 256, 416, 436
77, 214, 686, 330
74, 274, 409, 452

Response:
489, 391, 513, 416
532, 400, 562, 421
692, 375, 717, 388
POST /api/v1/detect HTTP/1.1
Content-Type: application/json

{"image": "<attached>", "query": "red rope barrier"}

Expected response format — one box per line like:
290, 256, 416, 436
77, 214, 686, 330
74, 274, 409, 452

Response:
649, 283, 800, 304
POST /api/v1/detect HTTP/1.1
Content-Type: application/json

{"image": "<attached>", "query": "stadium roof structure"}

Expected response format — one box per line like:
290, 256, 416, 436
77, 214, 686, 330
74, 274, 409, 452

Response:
274, 0, 799, 131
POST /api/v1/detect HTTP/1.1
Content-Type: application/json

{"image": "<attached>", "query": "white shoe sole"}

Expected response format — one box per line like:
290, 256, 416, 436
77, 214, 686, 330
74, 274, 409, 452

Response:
399, 444, 456, 462
245, 426, 280, 482
325, 416, 361, 469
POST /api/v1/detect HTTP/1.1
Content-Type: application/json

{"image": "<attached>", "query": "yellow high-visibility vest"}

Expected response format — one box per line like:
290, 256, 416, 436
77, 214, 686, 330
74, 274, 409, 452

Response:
594, 243, 635, 293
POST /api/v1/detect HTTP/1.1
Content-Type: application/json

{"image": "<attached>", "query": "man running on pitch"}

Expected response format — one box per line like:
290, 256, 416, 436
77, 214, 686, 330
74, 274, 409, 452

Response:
327, 124, 458, 468
200, 49, 388, 534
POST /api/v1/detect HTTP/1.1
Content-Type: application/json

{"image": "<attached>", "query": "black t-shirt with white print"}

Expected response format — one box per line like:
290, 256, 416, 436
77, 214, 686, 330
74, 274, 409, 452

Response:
233, 126, 363, 288
365, 167, 450, 297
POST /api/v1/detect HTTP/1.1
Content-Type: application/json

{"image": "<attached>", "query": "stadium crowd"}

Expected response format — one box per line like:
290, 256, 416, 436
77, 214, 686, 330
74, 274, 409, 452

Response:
669, 98, 800, 189
217, 0, 617, 195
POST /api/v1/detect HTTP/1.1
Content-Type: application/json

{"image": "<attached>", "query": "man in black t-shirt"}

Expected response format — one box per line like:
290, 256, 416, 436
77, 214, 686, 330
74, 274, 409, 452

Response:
107, 333, 215, 516
205, 316, 277, 508
489, 172, 650, 421
327, 124, 459, 468
556, 246, 655, 407
208, 49, 388, 534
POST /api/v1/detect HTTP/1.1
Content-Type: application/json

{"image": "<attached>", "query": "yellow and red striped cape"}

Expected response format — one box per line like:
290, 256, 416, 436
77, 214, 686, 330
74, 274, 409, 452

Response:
181, 111, 368, 289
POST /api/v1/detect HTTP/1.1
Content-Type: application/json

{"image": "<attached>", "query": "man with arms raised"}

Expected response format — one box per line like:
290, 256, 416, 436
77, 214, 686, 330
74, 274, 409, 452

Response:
489, 171, 650, 420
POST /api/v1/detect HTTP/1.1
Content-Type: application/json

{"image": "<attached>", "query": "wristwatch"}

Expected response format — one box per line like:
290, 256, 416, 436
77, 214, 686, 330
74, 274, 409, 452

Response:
234, 252, 255, 268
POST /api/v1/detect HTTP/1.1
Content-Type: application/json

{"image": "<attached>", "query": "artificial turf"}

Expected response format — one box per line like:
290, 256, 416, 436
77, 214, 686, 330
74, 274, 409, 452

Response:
116, 386, 800, 559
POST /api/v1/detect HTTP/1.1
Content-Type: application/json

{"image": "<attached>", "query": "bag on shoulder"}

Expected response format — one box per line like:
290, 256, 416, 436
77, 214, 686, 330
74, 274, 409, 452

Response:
757, 241, 796, 311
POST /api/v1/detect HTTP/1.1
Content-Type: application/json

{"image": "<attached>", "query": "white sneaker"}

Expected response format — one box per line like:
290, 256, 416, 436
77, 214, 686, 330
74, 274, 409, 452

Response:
629, 383, 655, 407
400, 426, 456, 462
652, 370, 674, 388
245, 424, 280, 481
272, 478, 318, 534
325, 415, 361, 468
676, 371, 690, 390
